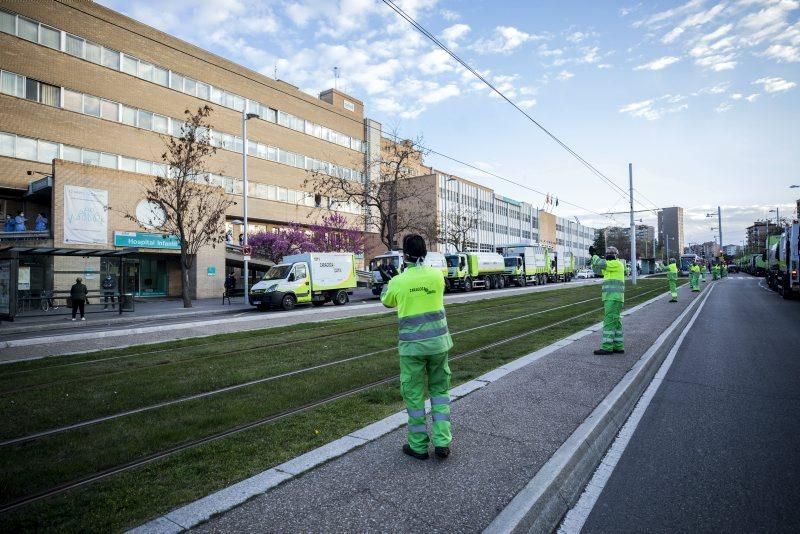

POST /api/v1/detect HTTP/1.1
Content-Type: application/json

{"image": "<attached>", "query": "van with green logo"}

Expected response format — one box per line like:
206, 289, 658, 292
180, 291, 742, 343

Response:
249, 252, 356, 311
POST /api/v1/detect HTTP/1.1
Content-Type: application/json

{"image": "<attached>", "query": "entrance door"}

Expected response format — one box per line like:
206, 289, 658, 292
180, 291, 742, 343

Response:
122, 258, 140, 296
138, 257, 168, 296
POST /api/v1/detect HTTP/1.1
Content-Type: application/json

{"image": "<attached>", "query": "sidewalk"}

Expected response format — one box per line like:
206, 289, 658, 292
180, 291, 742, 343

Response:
1, 296, 252, 335
132, 282, 709, 533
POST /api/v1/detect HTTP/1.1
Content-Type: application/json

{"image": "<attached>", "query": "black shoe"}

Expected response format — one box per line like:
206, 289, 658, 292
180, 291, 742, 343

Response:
594, 349, 613, 355
669, 299, 678, 302
402, 444, 428, 460
613, 349, 625, 354
434, 446, 450, 459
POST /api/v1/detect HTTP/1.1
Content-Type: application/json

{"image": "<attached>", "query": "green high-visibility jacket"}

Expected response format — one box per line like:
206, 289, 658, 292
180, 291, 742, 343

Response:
381, 264, 453, 357
666, 263, 678, 280
591, 255, 625, 303
691, 264, 700, 274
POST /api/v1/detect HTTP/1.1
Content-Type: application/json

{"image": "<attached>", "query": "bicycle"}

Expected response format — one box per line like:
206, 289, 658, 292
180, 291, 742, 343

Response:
40, 290, 61, 312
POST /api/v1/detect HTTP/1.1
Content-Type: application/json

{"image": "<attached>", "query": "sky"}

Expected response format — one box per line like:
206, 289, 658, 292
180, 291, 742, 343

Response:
97, 0, 800, 247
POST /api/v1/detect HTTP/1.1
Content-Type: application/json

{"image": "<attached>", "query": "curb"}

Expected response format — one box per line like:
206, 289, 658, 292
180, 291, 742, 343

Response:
129, 285, 670, 533
483, 283, 713, 534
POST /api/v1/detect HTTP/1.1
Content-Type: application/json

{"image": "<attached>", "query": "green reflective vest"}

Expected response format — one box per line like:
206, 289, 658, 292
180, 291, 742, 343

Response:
666, 263, 678, 280
591, 255, 625, 302
381, 264, 454, 357
691, 264, 700, 274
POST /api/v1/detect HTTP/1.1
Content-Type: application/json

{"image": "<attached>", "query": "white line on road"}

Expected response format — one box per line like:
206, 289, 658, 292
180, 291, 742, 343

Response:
557, 284, 716, 534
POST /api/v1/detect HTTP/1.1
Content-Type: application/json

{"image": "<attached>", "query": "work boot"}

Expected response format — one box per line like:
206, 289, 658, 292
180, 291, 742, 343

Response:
434, 446, 450, 459
613, 349, 625, 354
594, 349, 613, 355
402, 444, 428, 460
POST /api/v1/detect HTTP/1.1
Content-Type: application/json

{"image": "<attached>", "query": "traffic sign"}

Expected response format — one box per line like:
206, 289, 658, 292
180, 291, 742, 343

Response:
242, 245, 252, 256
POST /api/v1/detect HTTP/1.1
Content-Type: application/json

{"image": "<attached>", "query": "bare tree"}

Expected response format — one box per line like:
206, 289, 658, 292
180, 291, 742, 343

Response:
305, 135, 436, 251
125, 106, 233, 307
440, 204, 480, 251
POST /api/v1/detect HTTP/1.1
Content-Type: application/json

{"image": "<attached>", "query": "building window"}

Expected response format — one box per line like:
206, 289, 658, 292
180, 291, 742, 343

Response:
39, 24, 60, 49
85, 41, 102, 64
101, 99, 118, 121
83, 94, 100, 117
15, 136, 37, 160
0, 70, 24, 97
37, 140, 58, 163
65, 33, 83, 57
343, 99, 355, 111
102, 48, 120, 70
121, 105, 137, 126
138, 110, 153, 130
17, 17, 38, 42
0, 9, 14, 34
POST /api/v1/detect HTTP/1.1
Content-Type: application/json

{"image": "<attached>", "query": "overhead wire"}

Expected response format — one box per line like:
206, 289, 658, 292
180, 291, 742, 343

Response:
52, 0, 625, 221
381, 0, 662, 216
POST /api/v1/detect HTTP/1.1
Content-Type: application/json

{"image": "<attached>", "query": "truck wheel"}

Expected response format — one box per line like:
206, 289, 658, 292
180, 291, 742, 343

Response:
464, 278, 473, 292
487, 277, 495, 290
281, 294, 296, 311
498, 276, 505, 289
782, 278, 792, 300
333, 290, 349, 305
519, 275, 526, 287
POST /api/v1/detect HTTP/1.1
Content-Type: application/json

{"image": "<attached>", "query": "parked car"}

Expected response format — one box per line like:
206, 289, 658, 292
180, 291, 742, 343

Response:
576, 268, 594, 279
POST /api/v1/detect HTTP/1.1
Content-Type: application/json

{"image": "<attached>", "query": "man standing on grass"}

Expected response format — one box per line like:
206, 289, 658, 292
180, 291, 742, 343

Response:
590, 245, 625, 355
666, 258, 679, 302
380, 234, 453, 461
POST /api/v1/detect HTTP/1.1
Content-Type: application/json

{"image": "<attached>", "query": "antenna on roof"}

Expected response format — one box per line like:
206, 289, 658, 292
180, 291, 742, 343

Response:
274, 62, 278, 79
334, 66, 339, 90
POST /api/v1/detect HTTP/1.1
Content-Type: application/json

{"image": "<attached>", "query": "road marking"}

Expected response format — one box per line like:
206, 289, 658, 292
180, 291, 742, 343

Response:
557, 284, 715, 534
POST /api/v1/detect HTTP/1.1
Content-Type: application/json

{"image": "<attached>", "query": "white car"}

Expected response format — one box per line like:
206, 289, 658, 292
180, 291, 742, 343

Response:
576, 268, 594, 279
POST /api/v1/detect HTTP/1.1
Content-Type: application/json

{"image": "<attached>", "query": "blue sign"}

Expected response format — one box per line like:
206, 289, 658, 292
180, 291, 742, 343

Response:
207, 266, 217, 276
114, 231, 180, 250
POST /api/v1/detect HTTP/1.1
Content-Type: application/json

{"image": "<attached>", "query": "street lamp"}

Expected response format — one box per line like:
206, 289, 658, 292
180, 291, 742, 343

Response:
444, 176, 456, 253
242, 110, 259, 300
790, 185, 799, 188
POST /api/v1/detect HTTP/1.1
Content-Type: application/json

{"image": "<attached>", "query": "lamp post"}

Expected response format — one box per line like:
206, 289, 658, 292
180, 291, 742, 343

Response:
444, 176, 456, 253
241, 109, 259, 299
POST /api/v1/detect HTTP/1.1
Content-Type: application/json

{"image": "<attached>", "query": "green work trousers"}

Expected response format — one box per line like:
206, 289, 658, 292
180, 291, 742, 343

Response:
690, 273, 700, 291
400, 352, 452, 454
668, 277, 678, 301
601, 300, 624, 352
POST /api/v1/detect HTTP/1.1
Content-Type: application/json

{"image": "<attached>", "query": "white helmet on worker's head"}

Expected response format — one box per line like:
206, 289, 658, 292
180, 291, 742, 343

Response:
605, 246, 619, 258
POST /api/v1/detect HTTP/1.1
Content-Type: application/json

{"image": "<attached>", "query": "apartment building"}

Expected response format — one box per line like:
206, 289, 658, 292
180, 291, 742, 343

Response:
0, 0, 368, 300
657, 207, 685, 257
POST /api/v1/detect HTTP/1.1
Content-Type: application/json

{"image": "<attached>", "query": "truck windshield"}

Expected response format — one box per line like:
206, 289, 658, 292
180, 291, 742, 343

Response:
372, 257, 400, 270
263, 265, 292, 281
504, 258, 518, 267
446, 255, 460, 268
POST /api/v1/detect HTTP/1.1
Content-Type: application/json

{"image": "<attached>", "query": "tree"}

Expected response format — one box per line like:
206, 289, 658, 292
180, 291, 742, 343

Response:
126, 106, 233, 308
305, 134, 437, 251
440, 204, 480, 251
309, 212, 366, 253
592, 228, 606, 255
248, 224, 316, 264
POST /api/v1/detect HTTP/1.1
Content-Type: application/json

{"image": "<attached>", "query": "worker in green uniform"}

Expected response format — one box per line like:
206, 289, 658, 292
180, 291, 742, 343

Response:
666, 258, 679, 302
713, 262, 721, 280
590, 245, 625, 355
380, 234, 454, 460
690, 261, 701, 292
699, 260, 706, 283
721, 263, 728, 277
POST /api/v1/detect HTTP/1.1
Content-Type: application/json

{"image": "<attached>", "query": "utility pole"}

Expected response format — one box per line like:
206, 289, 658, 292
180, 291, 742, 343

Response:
629, 163, 637, 285
717, 206, 723, 251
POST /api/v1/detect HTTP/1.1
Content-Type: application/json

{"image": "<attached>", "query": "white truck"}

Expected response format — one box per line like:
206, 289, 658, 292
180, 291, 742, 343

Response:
445, 251, 506, 291
498, 244, 552, 286
249, 252, 356, 311
369, 250, 447, 296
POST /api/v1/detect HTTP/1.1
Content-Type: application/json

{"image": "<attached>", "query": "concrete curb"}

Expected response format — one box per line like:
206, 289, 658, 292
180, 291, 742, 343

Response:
129, 286, 669, 533
483, 283, 714, 534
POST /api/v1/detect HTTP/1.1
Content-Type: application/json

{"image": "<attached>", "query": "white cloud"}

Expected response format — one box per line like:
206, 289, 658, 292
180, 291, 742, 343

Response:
633, 0, 705, 28
634, 55, 682, 70
598, 63, 613, 68
470, 25, 543, 54
556, 70, 575, 81
745, 92, 760, 102
694, 53, 737, 70
715, 101, 733, 112
566, 31, 598, 43
420, 84, 460, 104
286, 2, 314, 27
580, 46, 602, 63
418, 49, 455, 74
441, 23, 471, 47
730, 92, 744, 99
440, 9, 460, 21
538, 44, 564, 57
701, 23, 734, 41
518, 99, 537, 109
762, 43, 800, 61
663, 26, 686, 43
753, 76, 797, 92
619, 94, 690, 120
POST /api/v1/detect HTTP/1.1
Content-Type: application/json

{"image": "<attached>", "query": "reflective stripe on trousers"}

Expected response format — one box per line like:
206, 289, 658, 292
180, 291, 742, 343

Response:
400, 353, 452, 453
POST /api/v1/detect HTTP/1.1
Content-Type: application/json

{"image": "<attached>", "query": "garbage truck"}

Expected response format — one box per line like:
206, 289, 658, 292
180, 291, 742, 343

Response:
445, 251, 506, 291
498, 244, 552, 286
368, 250, 448, 296
249, 252, 356, 311
553, 250, 576, 282
772, 223, 800, 299
765, 235, 781, 289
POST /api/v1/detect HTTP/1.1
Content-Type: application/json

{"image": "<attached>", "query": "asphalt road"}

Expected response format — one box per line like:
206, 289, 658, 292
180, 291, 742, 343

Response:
582, 276, 800, 533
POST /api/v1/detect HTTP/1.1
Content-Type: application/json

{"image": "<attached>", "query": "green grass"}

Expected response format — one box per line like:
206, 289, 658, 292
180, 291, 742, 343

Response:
0, 279, 681, 532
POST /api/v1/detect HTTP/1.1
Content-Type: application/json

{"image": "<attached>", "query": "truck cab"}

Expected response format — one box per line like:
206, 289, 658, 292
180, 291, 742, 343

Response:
369, 250, 448, 296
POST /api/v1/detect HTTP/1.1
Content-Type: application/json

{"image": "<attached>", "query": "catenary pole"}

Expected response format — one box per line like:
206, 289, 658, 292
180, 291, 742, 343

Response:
629, 163, 637, 285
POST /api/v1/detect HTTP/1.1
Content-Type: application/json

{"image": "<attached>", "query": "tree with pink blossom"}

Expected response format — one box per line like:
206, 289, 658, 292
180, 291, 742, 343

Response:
248, 224, 316, 264
309, 213, 366, 253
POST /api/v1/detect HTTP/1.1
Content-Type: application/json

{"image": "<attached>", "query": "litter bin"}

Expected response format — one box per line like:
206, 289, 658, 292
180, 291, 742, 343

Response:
120, 293, 135, 312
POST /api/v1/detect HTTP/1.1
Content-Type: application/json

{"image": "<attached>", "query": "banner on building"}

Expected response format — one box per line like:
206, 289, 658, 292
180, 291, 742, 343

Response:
64, 185, 108, 244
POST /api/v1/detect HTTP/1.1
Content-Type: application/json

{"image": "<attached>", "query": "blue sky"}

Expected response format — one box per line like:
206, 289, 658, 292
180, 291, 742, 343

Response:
98, 0, 799, 246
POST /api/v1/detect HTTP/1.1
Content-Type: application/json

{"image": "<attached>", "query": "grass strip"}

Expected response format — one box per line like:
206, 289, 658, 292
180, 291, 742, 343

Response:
0, 283, 675, 533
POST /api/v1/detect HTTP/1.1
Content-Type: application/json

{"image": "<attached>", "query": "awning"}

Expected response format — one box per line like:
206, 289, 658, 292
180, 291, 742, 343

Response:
0, 246, 140, 257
